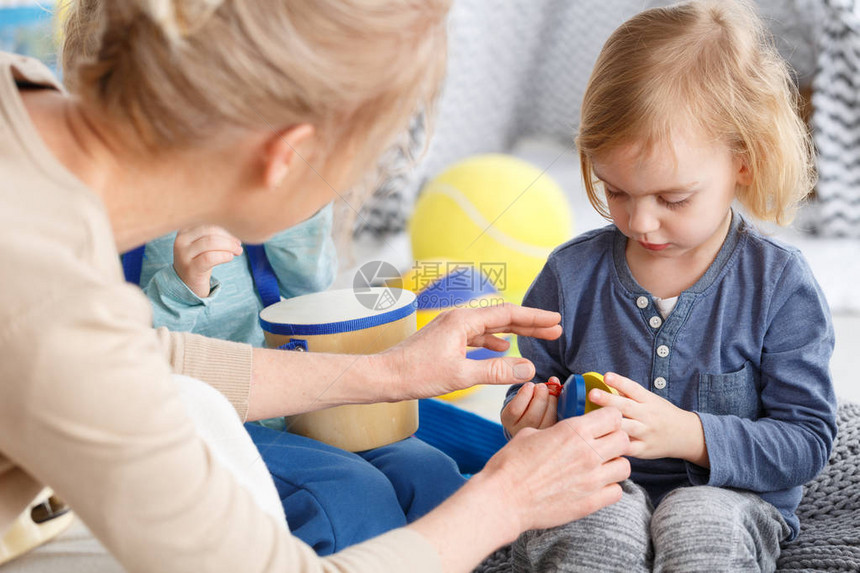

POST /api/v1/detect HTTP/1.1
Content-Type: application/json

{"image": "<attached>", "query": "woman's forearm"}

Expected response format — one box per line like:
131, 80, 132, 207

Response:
247, 347, 394, 420
407, 471, 521, 572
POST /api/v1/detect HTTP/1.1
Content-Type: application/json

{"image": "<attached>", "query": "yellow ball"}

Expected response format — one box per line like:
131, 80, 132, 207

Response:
410, 154, 573, 305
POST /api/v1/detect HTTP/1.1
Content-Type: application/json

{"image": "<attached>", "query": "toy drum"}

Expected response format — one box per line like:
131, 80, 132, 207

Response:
260, 288, 419, 452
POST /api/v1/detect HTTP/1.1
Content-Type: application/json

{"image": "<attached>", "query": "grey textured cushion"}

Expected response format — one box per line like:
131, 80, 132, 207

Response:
355, 0, 823, 238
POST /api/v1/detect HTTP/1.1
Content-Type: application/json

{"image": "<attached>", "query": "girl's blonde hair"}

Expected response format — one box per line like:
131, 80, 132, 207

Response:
60, 0, 449, 178
576, 0, 815, 225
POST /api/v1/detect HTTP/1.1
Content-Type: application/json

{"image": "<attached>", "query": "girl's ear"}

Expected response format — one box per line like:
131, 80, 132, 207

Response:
262, 124, 316, 189
736, 155, 753, 187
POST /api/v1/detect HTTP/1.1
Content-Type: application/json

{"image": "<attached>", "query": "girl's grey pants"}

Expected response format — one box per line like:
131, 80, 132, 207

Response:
512, 480, 790, 572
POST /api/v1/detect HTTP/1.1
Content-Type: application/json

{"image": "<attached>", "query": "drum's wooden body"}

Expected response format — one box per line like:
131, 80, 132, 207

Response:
260, 288, 418, 452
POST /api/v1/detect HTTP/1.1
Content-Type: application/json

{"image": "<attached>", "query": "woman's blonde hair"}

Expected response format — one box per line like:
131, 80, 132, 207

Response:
60, 0, 449, 178
576, 0, 815, 225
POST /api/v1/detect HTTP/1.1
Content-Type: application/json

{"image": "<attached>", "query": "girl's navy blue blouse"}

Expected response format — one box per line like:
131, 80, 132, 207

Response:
509, 211, 837, 540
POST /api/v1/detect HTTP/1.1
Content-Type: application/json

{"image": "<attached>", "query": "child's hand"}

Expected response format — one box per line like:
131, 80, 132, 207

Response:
589, 372, 709, 467
173, 226, 243, 298
501, 378, 559, 438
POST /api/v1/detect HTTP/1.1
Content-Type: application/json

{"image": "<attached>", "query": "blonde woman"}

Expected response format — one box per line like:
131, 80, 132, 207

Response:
0, 1, 631, 571
503, 1, 836, 571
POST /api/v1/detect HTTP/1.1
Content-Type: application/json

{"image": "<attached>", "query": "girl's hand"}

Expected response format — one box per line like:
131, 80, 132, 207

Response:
379, 304, 562, 401
501, 378, 560, 438
589, 372, 709, 467
173, 226, 243, 297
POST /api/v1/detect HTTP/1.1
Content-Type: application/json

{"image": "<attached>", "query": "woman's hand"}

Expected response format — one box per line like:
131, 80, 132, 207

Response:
380, 303, 562, 400
500, 378, 559, 438
589, 372, 709, 467
409, 406, 631, 571
490, 406, 631, 532
249, 303, 560, 419
173, 226, 243, 297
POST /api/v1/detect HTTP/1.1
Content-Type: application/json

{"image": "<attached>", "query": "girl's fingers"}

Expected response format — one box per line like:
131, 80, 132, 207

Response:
603, 372, 649, 401
538, 395, 558, 428
589, 389, 637, 418
518, 384, 550, 429
502, 383, 535, 424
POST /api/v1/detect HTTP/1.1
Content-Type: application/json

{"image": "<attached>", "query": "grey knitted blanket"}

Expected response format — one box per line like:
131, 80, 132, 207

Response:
473, 401, 860, 573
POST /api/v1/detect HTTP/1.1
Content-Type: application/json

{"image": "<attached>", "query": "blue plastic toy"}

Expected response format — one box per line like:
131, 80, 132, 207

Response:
556, 372, 619, 419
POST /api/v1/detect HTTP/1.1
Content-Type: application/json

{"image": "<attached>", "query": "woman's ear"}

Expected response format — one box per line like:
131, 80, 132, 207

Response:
263, 124, 316, 189
736, 155, 753, 187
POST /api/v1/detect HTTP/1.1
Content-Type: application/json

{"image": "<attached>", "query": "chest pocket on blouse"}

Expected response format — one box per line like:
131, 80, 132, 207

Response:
698, 361, 760, 419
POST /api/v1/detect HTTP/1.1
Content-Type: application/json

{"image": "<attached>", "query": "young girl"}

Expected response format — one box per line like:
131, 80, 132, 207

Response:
502, 1, 837, 571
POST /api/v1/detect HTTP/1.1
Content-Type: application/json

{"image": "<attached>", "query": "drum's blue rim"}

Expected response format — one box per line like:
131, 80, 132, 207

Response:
260, 299, 417, 335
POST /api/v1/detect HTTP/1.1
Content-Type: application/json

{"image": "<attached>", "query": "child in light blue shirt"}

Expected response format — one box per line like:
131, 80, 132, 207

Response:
130, 203, 465, 556
139, 203, 337, 349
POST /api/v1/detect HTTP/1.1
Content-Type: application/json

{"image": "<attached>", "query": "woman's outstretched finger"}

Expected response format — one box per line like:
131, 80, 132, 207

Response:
461, 304, 561, 336
469, 333, 512, 352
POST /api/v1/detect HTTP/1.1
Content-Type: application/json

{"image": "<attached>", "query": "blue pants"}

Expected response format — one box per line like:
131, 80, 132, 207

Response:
245, 423, 466, 556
